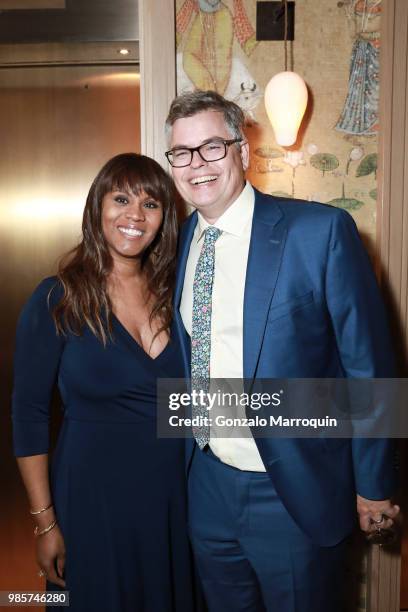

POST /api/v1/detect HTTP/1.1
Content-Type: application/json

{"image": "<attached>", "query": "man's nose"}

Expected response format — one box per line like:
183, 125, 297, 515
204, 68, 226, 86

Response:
190, 149, 205, 169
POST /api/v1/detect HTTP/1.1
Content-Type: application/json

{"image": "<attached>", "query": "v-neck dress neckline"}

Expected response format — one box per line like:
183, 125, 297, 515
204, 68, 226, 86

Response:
111, 314, 173, 365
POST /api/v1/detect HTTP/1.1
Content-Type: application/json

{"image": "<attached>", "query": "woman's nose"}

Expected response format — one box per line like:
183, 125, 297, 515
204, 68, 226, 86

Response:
125, 204, 145, 221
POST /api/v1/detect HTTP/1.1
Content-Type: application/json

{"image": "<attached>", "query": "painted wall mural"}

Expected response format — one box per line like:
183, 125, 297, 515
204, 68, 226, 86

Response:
175, 0, 382, 255
335, 0, 381, 136
176, 0, 262, 120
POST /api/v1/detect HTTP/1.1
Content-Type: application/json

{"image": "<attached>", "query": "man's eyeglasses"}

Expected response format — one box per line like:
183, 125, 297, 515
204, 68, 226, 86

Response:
165, 138, 242, 168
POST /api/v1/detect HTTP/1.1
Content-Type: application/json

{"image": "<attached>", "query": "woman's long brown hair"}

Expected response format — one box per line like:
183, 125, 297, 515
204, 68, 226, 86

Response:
51, 153, 180, 344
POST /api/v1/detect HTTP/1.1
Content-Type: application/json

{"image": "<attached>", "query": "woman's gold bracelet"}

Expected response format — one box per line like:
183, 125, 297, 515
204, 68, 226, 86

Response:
34, 520, 57, 537
30, 503, 53, 516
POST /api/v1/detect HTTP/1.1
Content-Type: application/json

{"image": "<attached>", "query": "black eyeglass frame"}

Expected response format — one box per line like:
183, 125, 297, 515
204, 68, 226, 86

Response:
165, 138, 243, 167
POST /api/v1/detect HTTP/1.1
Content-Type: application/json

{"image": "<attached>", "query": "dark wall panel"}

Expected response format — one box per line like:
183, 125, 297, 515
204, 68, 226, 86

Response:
0, 0, 138, 43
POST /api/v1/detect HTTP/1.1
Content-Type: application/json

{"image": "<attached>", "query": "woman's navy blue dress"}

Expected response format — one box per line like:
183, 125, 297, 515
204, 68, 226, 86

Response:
12, 277, 198, 612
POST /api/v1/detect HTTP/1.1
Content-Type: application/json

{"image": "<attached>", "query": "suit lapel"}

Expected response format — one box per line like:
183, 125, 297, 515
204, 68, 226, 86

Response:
175, 211, 198, 308
174, 211, 198, 378
243, 191, 287, 380
174, 213, 199, 470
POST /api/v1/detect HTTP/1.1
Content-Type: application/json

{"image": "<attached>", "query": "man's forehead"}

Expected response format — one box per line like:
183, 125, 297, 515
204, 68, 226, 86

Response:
170, 111, 230, 145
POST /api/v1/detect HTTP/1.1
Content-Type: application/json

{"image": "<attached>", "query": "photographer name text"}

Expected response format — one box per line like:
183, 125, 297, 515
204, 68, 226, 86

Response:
168, 415, 338, 429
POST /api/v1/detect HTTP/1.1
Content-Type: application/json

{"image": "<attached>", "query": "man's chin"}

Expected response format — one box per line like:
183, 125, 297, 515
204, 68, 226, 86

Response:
182, 195, 215, 210
191, 200, 217, 213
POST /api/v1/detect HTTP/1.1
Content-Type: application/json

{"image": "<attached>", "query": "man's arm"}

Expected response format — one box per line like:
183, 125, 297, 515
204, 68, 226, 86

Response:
324, 209, 399, 530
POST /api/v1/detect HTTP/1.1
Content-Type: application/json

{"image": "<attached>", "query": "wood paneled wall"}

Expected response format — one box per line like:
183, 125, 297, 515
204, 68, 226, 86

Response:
376, 1, 408, 609
139, 0, 175, 166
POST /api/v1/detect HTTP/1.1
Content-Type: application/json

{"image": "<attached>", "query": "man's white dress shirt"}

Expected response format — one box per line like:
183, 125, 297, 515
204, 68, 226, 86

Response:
180, 182, 266, 471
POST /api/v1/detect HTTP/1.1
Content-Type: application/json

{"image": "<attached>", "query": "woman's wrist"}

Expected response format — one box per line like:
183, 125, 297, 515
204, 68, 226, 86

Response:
30, 504, 56, 531
34, 519, 57, 537
30, 502, 53, 515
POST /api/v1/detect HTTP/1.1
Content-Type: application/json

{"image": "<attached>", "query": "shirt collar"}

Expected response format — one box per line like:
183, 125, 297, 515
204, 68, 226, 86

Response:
195, 182, 255, 243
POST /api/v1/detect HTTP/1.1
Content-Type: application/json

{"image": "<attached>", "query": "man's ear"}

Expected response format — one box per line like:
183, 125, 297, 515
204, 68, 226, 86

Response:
240, 140, 250, 171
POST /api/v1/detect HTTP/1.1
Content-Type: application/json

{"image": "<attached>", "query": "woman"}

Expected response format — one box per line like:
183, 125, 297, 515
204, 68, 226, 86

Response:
12, 153, 199, 611
335, 0, 382, 135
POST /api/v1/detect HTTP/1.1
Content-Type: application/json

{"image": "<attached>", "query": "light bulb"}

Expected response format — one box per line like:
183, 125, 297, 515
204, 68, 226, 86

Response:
264, 71, 308, 146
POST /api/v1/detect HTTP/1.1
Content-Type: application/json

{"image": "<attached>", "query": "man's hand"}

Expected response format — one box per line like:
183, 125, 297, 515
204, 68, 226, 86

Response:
356, 494, 400, 533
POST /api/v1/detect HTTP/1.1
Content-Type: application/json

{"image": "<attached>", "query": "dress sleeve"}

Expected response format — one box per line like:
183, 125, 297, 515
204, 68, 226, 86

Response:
12, 277, 64, 457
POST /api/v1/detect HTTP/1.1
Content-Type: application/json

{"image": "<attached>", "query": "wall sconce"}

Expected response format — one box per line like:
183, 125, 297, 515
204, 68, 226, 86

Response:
265, 71, 307, 146
263, 1, 308, 146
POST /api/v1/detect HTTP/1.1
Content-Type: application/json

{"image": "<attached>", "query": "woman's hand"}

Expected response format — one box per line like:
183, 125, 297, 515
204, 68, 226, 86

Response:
15, 456, 66, 587
36, 524, 66, 588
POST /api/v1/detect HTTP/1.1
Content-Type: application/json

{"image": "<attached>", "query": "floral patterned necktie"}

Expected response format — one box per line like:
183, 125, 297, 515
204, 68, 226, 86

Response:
191, 226, 222, 449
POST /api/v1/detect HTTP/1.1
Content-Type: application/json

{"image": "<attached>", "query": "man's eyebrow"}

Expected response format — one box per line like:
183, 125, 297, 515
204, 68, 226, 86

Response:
170, 137, 225, 150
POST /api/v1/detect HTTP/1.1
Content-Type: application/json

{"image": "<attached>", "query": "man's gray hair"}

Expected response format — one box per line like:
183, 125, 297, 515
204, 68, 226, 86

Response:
165, 90, 245, 144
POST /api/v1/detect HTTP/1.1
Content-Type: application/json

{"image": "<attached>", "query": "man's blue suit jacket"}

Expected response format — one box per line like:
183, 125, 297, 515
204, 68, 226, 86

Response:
174, 188, 397, 547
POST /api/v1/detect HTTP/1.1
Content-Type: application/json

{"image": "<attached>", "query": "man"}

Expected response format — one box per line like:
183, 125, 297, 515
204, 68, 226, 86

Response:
165, 90, 399, 612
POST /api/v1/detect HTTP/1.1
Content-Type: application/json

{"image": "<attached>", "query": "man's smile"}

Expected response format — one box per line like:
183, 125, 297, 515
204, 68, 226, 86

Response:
190, 175, 218, 186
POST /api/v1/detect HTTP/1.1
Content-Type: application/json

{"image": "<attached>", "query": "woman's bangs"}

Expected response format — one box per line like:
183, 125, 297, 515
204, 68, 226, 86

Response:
109, 164, 167, 205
